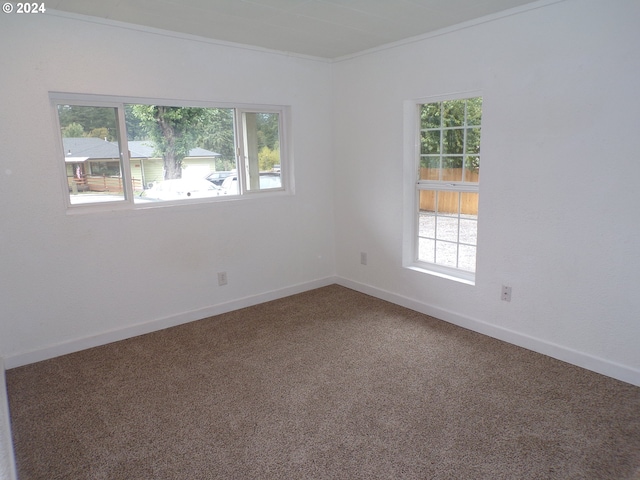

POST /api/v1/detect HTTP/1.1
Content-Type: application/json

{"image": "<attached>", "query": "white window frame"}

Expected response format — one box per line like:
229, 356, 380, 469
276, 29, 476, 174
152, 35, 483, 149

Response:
403, 91, 482, 285
51, 92, 292, 214
234, 108, 288, 196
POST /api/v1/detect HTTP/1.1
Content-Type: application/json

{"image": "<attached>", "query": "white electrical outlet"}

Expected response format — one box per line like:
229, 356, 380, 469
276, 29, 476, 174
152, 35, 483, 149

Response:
501, 285, 512, 302
217, 272, 228, 286
360, 252, 367, 265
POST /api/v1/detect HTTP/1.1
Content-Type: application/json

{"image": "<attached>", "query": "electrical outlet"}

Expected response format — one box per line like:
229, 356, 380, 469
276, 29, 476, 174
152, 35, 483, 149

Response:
217, 271, 228, 286
360, 252, 367, 265
501, 285, 512, 302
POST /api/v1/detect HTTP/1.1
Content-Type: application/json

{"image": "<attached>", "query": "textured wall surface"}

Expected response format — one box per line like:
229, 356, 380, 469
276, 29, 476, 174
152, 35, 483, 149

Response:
332, 0, 640, 384
0, 12, 336, 364
1, 0, 640, 475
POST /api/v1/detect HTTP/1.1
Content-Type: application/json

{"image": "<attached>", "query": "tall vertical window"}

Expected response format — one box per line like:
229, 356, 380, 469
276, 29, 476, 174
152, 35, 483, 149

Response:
53, 94, 289, 209
415, 96, 482, 283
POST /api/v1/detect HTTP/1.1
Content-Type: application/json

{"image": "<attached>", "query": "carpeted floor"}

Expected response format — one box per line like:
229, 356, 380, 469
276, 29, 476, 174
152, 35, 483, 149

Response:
6, 285, 640, 479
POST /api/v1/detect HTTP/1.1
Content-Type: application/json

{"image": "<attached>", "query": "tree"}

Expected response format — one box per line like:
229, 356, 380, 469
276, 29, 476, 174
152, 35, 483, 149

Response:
124, 104, 147, 141
87, 127, 110, 140
61, 122, 85, 138
255, 113, 279, 150
195, 108, 235, 171
57, 105, 118, 141
129, 105, 210, 180
258, 145, 280, 171
420, 97, 482, 172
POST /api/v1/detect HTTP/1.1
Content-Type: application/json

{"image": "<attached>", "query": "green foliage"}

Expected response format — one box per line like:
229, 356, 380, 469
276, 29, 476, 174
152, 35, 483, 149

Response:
195, 108, 235, 167
128, 105, 241, 180
87, 127, 110, 140
57, 105, 118, 141
419, 97, 482, 173
124, 104, 147, 141
255, 113, 279, 150
61, 122, 85, 138
59, 103, 281, 181
258, 146, 280, 171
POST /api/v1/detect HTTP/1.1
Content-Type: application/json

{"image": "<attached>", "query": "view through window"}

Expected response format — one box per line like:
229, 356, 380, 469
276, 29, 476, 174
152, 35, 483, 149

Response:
416, 96, 482, 281
55, 97, 285, 207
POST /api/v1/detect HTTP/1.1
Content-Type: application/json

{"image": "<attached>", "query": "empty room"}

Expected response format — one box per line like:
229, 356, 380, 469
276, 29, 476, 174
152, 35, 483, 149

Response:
1, 0, 639, 478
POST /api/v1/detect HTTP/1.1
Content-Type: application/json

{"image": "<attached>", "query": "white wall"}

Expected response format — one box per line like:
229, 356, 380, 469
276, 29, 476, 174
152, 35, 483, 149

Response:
1, 1, 639, 475
0, 0, 638, 386
0, 12, 336, 365
332, 0, 640, 385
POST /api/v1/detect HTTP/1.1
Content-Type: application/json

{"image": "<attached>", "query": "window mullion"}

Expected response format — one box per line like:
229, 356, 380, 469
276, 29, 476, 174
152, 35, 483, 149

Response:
234, 109, 247, 195
439, 102, 444, 181
116, 104, 134, 204
462, 101, 467, 183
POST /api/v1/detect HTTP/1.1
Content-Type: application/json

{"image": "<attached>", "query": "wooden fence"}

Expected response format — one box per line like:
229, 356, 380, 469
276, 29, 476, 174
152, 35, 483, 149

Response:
69, 176, 144, 193
419, 168, 478, 215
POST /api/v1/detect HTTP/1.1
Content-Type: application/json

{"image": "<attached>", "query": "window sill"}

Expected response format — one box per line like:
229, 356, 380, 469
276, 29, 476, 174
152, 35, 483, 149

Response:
64, 188, 292, 215
405, 264, 475, 286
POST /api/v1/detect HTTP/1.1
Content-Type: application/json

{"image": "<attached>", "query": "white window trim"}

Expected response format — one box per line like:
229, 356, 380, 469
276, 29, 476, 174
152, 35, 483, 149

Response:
234, 107, 289, 197
50, 92, 293, 214
402, 91, 482, 286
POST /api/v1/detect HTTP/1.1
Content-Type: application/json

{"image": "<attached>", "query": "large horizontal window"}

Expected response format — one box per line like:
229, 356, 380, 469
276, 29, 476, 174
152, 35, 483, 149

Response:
52, 94, 289, 209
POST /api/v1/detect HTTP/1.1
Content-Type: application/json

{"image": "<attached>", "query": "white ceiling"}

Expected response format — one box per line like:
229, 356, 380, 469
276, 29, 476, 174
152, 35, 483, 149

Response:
48, 0, 544, 59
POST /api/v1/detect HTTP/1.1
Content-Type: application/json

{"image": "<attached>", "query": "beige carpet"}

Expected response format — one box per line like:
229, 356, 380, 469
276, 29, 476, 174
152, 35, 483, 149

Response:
6, 285, 640, 479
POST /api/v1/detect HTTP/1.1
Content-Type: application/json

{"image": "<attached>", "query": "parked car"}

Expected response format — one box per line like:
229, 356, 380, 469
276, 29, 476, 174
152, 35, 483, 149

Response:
205, 171, 233, 186
142, 178, 222, 201
220, 173, 281, 195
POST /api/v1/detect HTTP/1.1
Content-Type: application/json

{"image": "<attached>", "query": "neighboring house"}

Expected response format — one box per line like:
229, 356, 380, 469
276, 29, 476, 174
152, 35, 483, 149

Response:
62, 137, 220, 191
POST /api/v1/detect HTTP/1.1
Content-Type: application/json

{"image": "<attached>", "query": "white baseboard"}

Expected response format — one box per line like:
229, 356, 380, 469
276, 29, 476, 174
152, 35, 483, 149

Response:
4, 274, 639, 389
0, 358, 18, 480
4, 277, 336, 370
335, 277, 640, 388
3, 275, 636, 480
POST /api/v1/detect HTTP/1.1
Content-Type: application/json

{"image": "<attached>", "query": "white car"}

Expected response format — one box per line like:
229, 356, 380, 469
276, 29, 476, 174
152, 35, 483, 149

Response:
143, 178, 221, 201
221, 173, 281, 195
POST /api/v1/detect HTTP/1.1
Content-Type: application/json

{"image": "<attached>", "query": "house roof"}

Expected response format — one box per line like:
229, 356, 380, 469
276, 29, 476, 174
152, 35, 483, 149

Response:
62, 137, 120, 159
127, 141, 220, 158
62, 138, 219, 160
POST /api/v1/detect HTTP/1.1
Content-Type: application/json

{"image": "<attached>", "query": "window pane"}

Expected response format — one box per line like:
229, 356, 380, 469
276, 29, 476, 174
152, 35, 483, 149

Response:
89, 161, 120, 177
418, 212, 435, 238
419, 190, 436, 212
465, 157, 480, 183
421, 130, 440, 154
436, 191, 460, 216
443, 128, 464, 154
461, 192, 478, 215
466, 127, 481, 154
436, 216, 459, 242
418, 237, 435, 263
459, 218, 478, 245
126, 105, 235, 202
442, 160, 463, 182
242, 112, 282, 192
458, 245, 477, 272
466, 97, 482, 126
420, 103, 441, 129
420, 156, 440, 181
442, 99, 465, 127
435, 241, 458, 268
58, 105, 125, 205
